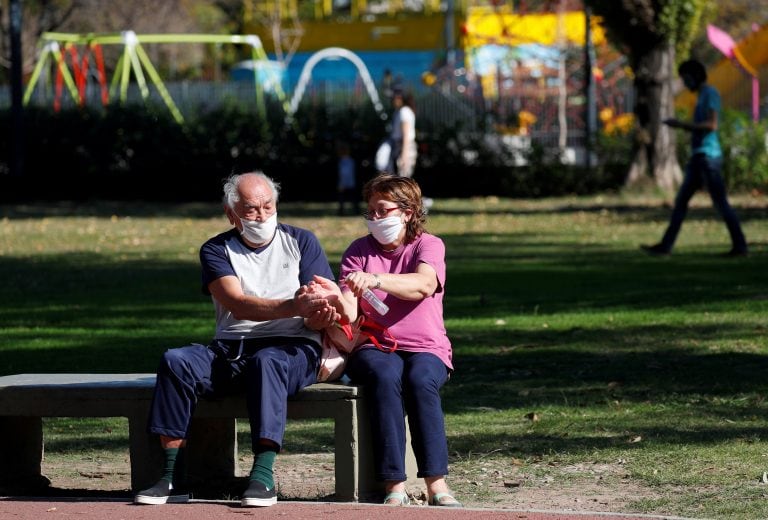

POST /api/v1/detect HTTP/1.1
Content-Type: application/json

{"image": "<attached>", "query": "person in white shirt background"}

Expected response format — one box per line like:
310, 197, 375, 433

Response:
386, 88, 417, 178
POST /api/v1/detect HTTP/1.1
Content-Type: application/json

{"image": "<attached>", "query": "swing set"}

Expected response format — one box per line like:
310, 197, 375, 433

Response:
23, 31, 290, 124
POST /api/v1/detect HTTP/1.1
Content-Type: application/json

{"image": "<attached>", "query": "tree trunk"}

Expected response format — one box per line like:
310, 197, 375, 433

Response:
625, 41, 682, 191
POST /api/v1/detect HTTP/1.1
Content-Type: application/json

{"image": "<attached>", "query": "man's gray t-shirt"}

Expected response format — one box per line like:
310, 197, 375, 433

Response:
199, 224, 334, 343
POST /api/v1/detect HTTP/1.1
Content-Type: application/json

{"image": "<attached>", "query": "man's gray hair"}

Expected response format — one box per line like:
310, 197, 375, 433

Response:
222, 171, 281, 208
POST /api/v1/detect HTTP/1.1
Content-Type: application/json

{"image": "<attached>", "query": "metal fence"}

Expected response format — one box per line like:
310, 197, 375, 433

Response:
5, 75, 631, 152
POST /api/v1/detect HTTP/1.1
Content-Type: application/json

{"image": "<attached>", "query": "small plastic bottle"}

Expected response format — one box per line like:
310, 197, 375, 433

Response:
362, 289, 389, 315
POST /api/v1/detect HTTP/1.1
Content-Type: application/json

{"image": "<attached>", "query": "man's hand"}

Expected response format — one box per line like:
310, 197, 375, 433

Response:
304, 304, 341, 330
294, 285, 330, 318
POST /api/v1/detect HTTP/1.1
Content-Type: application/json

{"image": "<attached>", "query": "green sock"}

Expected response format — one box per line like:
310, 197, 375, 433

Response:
161, 447, 180, 483
249, 447, 277, 489
172, 447, 187, 487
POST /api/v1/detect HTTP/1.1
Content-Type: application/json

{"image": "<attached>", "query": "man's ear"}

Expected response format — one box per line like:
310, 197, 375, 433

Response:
224, 206, 237, 226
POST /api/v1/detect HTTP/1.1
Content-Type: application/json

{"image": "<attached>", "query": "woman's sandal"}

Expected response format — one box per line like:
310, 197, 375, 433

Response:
383, 491, 410, 506
429, 492, 463, 507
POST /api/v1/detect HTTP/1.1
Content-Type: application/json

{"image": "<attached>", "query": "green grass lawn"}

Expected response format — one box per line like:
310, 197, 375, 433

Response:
1, 193, 767, 517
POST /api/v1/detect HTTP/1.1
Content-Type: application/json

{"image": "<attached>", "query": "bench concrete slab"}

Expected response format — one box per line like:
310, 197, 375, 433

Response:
0, 373, 418, 501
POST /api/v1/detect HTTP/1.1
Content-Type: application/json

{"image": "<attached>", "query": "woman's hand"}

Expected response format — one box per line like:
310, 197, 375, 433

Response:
309, 275, 343, 303
346, 264, 438, 302
343, 271, 379, 298
311, 274, 357, 324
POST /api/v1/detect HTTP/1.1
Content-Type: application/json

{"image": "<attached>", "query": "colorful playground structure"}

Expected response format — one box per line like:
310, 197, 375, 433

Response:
22, 3, 621, 142
22, 2, 761, 145
677, 23, 768, 121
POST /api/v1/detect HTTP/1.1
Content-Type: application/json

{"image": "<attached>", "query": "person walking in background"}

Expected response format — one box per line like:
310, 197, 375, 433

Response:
385, 88, 417, 178
336, 140, 358, 216
642, 59, 748, 257
338, 175, 461, 507
134, 171, 342, 507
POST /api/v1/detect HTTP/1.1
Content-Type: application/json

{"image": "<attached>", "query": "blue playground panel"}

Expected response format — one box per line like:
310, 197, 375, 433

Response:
232, 50, 442, 92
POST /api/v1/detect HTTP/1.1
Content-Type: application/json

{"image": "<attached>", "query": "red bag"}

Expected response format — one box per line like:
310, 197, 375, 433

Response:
317, 314, 398, 383
323, 315, 397, 354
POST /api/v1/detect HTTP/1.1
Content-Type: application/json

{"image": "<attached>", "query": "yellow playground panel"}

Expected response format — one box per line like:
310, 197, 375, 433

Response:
463, 9, 607, 108
245, 13, 457, 53
244, 5, 605, 53
463, 8, 606, 48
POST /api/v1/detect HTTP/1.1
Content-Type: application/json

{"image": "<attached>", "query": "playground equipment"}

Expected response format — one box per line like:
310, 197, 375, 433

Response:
24, 31, 388, 135
285, 47, 386, 123
23, 32, 289, 124
461, 6, 620, 154
677, 23, 767, 121
21, 5, 633, 156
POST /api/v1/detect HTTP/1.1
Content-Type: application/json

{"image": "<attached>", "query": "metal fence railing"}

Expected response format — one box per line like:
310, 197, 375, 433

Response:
5, 77, 638, 152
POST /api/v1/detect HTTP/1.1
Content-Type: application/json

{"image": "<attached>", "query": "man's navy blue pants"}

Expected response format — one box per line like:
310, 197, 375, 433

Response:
147, 338, 320, 452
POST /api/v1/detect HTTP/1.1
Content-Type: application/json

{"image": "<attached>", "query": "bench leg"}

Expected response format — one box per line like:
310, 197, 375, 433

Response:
127, 413, 163, 491
187, 417, 239, 485
128, 416, 238, 491
0, 416, 49, 488
332, 398, 360, 501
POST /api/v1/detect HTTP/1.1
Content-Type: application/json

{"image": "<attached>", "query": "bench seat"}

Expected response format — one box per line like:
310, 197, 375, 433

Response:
0, 373, 417, 501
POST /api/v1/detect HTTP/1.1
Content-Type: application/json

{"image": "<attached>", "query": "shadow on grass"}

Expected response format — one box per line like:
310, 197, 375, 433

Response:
430, 203, 768, 223
2, 200, 765, 223
443, 233, 765, 317
446, 331, 768, 410
446, 425, 768, 460
0, 201, 360, 220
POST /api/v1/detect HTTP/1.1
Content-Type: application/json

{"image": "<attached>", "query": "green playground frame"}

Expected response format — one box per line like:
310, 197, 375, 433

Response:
23, 31, 290, 124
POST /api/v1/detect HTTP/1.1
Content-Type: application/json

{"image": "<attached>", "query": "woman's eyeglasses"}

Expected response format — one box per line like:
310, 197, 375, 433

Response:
363, 207, 400, 220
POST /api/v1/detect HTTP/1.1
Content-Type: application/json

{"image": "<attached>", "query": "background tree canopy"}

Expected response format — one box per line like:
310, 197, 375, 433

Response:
584, 0, 715, 190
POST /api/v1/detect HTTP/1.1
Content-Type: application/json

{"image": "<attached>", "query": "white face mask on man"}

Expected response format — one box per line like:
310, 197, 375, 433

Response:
366, 215, 404, 245
239, 213, 278, 245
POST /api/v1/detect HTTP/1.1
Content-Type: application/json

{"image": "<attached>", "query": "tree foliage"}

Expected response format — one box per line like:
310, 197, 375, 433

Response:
585, 0, 713, 70
582, 0, 714, 190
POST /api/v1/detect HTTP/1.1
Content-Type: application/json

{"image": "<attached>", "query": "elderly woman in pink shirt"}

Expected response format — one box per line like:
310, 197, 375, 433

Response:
338, 175, 460, 507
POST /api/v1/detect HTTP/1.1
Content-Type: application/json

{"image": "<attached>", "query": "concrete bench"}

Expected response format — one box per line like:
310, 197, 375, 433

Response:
0, 373, 417, 501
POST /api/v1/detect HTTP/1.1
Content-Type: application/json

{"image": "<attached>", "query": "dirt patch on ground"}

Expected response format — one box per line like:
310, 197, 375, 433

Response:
6, 454, 660, 515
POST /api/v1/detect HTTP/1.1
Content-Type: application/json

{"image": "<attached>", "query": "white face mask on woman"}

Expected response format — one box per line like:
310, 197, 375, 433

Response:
366, 215, 403, 245
239, 213, 278, 245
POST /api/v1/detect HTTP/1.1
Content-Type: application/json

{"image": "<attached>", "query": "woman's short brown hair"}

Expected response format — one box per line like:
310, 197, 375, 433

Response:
362, 174, 427, 244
